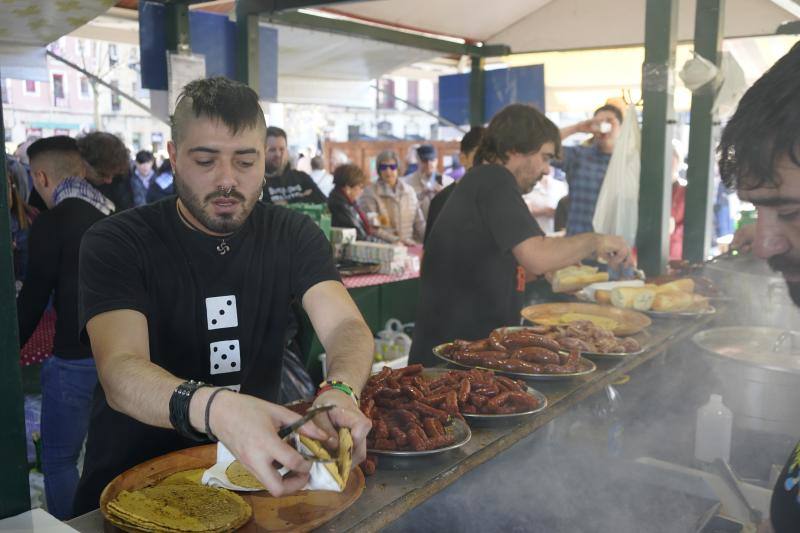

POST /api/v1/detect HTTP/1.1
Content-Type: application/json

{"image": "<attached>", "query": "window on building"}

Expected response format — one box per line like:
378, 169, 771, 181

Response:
407, 80, 419, 107
25, 80, 37, 94
108, 44, 118, 67
80, 77, 90, 98
53, 74, 65, 103
377, 78, 395, 110
1, 79, 8, 104
110, 80, 121, 111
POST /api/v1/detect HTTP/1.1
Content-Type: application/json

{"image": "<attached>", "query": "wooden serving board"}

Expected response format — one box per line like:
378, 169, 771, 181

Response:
521, 302, 651, 336
100, 444, 365, 532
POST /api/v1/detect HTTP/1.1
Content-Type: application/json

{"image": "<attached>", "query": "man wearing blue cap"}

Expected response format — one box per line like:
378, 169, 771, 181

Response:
404, 144, 453, 219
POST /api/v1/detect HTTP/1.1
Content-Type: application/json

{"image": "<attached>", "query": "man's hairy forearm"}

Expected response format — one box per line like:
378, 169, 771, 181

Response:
97, 353, 183, 428
322, 317, 374, 396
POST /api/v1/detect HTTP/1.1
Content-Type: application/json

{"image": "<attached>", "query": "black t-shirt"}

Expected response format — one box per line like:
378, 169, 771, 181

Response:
263, 167, 326, 205
72, 198, 340, 515
410, 164, 544, 366
424, 182, 456, 244
16, 198, 107, 359
771, 440, 800, 532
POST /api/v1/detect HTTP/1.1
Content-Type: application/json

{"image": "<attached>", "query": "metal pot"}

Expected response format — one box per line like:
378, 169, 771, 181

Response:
701, 255, 800, 330
692, 326, 800, 436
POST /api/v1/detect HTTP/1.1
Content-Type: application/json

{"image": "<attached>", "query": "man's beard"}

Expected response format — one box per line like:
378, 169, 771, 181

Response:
265, 158, 285, 176
174, 172, 253, 234
768, 255, 800, 306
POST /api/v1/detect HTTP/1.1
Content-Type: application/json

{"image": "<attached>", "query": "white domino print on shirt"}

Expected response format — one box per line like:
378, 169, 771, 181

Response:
206, 295, 238, 330
210, 340, 241, 375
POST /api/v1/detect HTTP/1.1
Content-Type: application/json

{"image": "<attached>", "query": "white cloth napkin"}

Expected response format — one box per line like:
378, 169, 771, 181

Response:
201, 441, 342, 493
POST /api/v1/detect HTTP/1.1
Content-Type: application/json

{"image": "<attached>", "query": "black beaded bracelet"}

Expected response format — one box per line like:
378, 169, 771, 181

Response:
204, 387, 229, 443
168, 380, 208, 442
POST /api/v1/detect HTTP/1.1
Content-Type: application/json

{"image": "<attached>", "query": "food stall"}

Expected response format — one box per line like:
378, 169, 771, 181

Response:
60, 255, 800, 532
3, 1, 799, 531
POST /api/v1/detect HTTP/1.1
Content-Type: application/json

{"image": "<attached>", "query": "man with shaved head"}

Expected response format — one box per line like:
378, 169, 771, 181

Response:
17, 135, 113, 519
73, 77, 373, 515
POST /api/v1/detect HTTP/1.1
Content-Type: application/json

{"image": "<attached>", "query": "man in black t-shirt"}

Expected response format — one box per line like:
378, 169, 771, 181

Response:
718, 42, 800, 533
17, 136, 112, 520
73, 77, 373, 515
262, 126, 326, 204
411, 104, 631, 365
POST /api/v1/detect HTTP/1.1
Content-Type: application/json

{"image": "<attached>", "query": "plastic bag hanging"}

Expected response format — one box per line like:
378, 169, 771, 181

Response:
592, 102, 641, 245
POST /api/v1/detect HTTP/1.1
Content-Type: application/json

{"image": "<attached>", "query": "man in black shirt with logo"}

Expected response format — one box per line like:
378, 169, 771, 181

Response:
262, 126, 326, 204
411, 104, 631, 365
73, 77, 373, 514
718, 42, 800, 533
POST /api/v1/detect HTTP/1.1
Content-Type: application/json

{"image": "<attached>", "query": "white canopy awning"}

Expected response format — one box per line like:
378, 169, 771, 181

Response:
0, 0, 118, 80
333, 0, 798, 53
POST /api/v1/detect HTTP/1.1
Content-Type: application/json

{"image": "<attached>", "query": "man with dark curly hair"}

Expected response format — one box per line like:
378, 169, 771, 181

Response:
717, 41, 800, 533
76, 131, 134, 210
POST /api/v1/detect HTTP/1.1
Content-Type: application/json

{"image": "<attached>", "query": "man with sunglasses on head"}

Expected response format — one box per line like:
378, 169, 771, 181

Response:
73, 77, 373, 515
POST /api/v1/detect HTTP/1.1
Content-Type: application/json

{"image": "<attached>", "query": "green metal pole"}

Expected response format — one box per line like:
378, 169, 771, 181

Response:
164, 2, 191, 53
0, 71, 31, 518
236, 2, 260, 89
469, 55, 485, 126
683, 0, 724, 262
636, 0, 679, 277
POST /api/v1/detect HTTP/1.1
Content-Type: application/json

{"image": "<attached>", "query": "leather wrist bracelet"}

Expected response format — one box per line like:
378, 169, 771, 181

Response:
169, 380, 208, 442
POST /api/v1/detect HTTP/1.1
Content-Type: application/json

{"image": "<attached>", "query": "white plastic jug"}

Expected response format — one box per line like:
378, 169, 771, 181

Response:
694, 393, 733, 463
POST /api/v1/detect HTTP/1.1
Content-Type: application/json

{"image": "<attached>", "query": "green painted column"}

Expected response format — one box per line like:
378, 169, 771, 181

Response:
636, 0, 679, 276
469, 55, 485, 126
164, 2, 190, 53
236, 2, 260, 89
0, 78, 31, 518
683, 0, 725, 262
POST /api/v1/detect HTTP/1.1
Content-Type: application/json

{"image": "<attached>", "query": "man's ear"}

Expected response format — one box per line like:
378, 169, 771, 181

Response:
32, 168, 48, 189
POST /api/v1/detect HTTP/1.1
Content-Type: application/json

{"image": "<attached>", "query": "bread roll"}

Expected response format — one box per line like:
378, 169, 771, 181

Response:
610, 287, 656, 310
655, 278, 695, 294
552, 270, 609, 293
651, 291, 693, 311
685, 293, 710, 311
595, 290, 612, 305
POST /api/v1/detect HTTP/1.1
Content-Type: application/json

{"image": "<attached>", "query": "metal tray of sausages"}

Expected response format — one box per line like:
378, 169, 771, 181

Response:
367, 416, 471, 457
503, 326, 647, 358
421, 368, 548, 422
432, 343, 597, 380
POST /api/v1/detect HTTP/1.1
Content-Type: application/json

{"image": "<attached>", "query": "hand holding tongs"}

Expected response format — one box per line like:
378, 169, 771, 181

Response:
277, 404, 336, 464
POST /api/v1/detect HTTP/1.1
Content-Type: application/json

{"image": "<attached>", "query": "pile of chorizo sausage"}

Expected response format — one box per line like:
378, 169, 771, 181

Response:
361, 364, 540, 454
546, 321, 641, 354
441, 327, 584, 374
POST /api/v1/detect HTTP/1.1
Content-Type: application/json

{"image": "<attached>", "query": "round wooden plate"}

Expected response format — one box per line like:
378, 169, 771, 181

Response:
100, 444, 365, 532
521, 302, 651, 336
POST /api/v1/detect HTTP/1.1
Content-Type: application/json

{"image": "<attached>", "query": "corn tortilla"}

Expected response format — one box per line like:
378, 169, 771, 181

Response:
225, 461, 266, 490
107, 484, 250, 532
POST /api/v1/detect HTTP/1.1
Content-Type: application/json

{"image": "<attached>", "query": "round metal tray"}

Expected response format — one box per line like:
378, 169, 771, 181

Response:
432, 344, 597, 380
420, 368, 548, 421
498, 326, 646, 358
644, 305, 716, 318
367, 416, 471, 457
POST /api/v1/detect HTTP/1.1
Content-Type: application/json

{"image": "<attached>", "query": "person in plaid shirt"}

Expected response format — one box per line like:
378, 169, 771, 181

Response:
554, 104, 623, 235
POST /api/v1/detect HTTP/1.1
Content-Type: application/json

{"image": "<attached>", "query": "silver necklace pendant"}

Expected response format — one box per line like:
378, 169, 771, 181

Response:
216, 240, 231, 255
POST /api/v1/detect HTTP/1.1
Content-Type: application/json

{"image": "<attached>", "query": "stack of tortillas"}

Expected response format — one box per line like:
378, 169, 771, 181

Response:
106, 484, 251, 532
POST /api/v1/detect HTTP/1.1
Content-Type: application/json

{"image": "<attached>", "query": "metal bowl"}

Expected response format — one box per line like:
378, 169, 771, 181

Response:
420, 368, 548, 422
432, 343, 596, 380
367, 416, 471, 457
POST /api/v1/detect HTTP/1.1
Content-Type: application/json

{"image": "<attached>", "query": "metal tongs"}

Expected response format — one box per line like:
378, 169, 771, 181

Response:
277, 404, 336, 464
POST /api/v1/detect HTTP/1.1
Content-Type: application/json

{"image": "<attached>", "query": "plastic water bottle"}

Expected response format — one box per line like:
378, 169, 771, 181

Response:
694, 394, 733, 463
